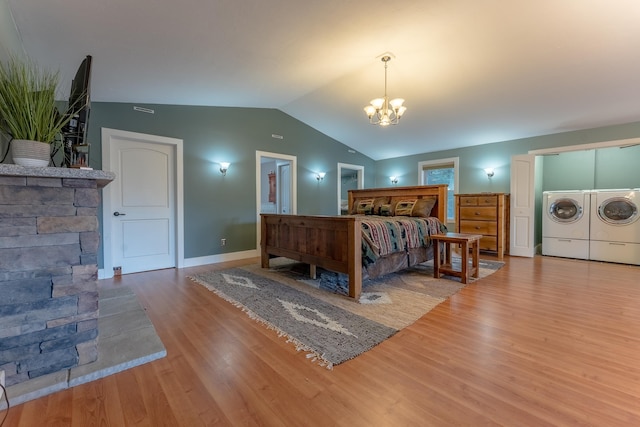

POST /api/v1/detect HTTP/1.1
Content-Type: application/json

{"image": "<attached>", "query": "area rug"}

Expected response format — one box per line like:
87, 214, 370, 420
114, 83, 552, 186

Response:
189, 257, 503, 368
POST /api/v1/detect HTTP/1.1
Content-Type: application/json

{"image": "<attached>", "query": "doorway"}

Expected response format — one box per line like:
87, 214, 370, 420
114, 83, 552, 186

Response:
337, 163, 364, 214
101, 128, 184, 278
255, 151, 297, 248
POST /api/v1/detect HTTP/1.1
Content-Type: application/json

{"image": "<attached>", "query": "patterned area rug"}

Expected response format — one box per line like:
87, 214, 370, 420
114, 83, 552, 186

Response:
189, 257, 503, 368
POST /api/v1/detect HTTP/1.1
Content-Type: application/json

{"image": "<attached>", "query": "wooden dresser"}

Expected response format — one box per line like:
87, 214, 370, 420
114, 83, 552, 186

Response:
455, 193, 510, 259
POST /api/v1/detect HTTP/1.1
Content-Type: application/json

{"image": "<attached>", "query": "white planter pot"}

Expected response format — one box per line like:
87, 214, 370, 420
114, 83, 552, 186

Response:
11, 139, 51, 167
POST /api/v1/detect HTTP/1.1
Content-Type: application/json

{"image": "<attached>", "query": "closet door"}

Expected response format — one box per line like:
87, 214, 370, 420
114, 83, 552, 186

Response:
510, 154, 536, 257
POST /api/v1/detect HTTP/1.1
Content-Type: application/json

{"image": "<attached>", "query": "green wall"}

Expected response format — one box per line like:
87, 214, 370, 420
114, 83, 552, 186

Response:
541, 145, 640, 191
594, 145, 640, 189
80, 103, 640, 264
87, 103, 375, 261
375, 121, 640, 194
542, 151, 596, 191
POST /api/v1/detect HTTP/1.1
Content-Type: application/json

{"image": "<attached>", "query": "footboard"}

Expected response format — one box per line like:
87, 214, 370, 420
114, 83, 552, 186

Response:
260, 214, 363, 299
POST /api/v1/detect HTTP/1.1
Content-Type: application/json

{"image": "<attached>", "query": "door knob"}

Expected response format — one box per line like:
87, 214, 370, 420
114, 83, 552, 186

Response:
113, 212, 126, 216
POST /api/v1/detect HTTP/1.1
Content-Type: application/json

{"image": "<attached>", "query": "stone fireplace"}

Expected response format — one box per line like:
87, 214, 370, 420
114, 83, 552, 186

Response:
0, 165, 114, 387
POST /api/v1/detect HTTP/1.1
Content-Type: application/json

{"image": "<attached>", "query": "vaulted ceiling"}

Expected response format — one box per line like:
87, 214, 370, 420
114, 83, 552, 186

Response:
7, 0, 640, 160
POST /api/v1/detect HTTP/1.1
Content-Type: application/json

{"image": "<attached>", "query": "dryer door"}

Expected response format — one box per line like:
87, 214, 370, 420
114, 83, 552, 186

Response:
548, 198, 583, 223
598, 197, 639, 225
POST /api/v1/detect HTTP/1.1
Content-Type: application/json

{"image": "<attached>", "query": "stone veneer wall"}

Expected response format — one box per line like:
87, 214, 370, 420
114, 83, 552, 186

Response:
0, 166, 114, 386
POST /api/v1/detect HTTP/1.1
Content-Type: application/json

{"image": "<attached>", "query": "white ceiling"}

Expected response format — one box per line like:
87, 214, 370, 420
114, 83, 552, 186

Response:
7, 0, 640, 160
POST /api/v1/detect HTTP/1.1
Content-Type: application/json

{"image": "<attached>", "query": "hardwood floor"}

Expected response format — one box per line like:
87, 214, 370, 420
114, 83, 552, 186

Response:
3, 255, 640, 426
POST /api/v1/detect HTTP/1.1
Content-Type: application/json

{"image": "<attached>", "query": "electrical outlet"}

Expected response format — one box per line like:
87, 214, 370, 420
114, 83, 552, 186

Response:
221, 238, 226, 246
0, 369, 5, 400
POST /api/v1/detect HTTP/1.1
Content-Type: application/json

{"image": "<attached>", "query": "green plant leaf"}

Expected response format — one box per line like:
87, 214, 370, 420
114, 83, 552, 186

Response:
0, 57, 85, 144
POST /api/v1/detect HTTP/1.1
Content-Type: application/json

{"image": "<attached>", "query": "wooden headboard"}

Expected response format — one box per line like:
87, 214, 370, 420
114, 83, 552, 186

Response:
347, 184, 448, 223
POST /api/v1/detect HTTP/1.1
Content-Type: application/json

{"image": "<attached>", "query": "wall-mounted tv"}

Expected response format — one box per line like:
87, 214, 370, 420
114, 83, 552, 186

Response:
62, 55, 92, 167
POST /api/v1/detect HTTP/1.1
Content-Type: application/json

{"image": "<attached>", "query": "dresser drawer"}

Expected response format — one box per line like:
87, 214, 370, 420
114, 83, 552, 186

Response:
459, 206, 498, 221
459, 220, 497, 235
477, 196, 497, 206
479, 236, 498, 251
459, 195, 498, 206
459, 196, 479, 206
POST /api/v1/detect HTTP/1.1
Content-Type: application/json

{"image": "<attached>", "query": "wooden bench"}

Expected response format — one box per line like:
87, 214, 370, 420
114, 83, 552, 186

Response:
431, 232, 483, 284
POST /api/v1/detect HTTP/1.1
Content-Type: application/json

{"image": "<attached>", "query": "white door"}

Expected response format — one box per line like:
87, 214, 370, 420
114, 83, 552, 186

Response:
102, 128, 184, 277
510, 154, 536, 257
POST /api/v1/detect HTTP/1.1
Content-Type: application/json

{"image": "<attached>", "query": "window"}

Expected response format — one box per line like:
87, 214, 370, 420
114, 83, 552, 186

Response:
418, 157, 459, 222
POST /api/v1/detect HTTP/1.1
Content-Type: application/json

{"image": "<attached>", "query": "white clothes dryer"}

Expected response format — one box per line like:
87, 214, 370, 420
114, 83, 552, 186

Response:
590, 189, 640, 265
542, 190, 591, 260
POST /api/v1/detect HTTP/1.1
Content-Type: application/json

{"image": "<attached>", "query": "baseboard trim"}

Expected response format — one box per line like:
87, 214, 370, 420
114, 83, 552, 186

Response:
182, 249, 259, 268
98, 249, 259, 279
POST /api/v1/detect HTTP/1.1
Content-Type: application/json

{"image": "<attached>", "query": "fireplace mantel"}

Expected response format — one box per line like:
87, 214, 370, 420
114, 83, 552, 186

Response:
0, 164, 115, 187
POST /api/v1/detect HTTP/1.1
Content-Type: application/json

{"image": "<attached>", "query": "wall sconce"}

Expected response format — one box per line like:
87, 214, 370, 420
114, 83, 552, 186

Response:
316, 172, 326, 182
219, 162, 230, 176
390, 176, 398, 184
484, 168, 495, 178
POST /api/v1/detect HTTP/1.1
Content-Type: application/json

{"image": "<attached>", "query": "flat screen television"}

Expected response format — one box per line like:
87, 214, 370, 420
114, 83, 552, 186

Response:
63, 55, 92, 167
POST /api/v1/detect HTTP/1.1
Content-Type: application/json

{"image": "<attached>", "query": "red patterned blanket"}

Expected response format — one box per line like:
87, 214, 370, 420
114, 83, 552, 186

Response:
360, 216, 445, 264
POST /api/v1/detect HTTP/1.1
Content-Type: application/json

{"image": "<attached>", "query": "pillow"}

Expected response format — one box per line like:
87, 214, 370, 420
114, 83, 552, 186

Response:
394, 200, 417, 216
379, 203, 394, 216
389, 196, 414, 211
349, 198, 369, 214
411, 197, 437, 218
371, 196, 390, 214
350, 196, 390, 214
354, 198, 375, 215
382, 197, 420, 216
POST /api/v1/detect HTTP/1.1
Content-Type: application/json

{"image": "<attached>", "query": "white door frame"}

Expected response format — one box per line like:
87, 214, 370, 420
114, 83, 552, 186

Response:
256, 150, 297, 250
101, 127, 184, 279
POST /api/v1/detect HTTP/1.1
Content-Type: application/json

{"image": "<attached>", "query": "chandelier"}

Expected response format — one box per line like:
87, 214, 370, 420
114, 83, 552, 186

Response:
363, 55, 406, 126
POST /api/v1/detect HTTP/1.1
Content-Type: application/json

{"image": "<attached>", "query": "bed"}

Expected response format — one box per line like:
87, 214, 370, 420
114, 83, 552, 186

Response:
260, 184, 448, 300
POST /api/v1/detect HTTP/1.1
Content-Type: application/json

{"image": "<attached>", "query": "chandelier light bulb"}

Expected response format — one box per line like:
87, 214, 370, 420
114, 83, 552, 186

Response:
389, 98, 404, 109
364, 105, 376, 118
370, 98, 385, 109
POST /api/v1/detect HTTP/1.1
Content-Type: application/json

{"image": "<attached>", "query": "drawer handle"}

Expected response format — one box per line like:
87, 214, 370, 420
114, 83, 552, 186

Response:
475, 226, 481, 229
475, 212, 480, 215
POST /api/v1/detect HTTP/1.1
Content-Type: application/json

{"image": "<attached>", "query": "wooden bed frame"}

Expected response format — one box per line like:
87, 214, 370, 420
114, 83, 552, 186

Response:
260, 184, 448, 300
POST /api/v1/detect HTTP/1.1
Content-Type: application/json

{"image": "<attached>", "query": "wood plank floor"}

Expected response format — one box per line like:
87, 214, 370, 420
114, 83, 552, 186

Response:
3, 255, 640, 426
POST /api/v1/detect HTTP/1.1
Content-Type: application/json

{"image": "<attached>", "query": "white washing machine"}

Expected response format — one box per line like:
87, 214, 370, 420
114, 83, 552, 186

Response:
542, 190, 591, 259
590, 189, 640, 265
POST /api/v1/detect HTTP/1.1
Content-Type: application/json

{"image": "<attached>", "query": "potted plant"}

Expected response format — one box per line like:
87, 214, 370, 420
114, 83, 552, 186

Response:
0, 57, 83, 167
